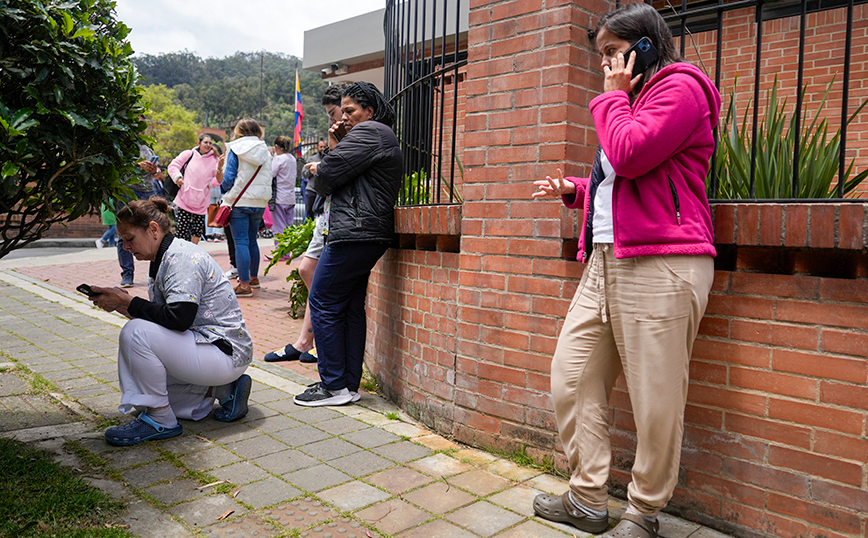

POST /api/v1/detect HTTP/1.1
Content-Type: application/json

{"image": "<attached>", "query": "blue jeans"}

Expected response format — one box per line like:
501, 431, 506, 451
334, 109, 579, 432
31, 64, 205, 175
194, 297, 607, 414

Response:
101, 225, 117, 246
309, 241, 389, 392
229, 207, 265, 283
117, 188, 155, 282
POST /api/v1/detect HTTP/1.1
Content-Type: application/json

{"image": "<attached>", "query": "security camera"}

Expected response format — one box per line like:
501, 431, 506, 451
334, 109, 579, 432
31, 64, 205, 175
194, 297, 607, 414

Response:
330, 64, 340, 72
322, 68, 330, 75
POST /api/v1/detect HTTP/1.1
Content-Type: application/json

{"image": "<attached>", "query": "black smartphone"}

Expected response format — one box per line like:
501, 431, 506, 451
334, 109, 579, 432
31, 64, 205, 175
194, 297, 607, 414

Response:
76, 283, 99, 297
624, 36, 659, 75
331, 122, 347, 142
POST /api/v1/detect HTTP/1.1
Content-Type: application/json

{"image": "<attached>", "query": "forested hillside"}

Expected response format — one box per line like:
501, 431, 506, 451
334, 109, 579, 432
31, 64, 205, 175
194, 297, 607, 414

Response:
134, 51, 328, 142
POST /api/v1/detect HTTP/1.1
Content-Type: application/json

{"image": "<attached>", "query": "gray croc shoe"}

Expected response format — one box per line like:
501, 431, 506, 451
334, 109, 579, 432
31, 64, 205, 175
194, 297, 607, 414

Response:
533, 492, 609, 533
601, 513, 659, 538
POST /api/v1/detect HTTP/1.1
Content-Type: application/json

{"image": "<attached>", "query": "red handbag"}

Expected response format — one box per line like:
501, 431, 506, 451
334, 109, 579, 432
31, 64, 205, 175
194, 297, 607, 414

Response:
214, 165, 262, 228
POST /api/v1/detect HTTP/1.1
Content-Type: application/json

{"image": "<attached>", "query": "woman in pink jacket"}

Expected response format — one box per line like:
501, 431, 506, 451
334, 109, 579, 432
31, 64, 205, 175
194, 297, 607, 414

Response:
531, 4, 720, 538
168, 135, 220, 244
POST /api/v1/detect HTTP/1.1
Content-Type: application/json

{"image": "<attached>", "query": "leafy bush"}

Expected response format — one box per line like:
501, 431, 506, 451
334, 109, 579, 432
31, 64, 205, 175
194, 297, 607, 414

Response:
263, 219, 315, 318
710, 76, 868, 199
0, 0, 148, 258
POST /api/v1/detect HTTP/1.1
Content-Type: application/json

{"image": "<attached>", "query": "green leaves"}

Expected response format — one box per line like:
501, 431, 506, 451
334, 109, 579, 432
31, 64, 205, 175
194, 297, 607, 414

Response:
711, 76, 868, 199
263, 219, 316, 276
0, 0, 148, 259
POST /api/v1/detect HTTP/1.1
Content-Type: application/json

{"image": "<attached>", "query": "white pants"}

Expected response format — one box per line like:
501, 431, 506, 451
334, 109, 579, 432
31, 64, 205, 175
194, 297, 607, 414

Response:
117, 319, 248, 421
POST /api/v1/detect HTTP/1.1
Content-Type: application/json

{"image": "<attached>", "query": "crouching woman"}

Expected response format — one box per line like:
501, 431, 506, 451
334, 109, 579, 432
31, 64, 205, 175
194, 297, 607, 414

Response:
90, 197, 254, 446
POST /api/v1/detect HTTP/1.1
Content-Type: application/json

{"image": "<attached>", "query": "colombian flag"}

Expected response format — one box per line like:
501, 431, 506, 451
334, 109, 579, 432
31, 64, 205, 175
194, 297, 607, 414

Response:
293, 71, 303, 157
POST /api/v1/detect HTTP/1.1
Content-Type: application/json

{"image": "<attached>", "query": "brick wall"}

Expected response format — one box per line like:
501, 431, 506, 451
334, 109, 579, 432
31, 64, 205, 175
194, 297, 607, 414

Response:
365, 0, 868, 537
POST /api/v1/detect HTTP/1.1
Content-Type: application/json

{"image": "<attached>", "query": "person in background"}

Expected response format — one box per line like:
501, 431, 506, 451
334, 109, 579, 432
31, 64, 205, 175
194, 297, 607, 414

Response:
292, 82, 402, 407
264, 83, 349, 366
220, 118, 272, 297
301, 139, 327, 221
116, 143, 160, 287
89, 197, 253, 446
168, 134, 220, 244
529, 4, 719, 538
96, 203, 117, 248
269, 135, 297, 257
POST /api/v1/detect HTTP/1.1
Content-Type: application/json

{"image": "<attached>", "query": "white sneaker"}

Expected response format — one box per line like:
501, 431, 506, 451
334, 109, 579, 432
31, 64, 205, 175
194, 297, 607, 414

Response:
95, 239, 104, 249
350, 391, 361, 403
223, 267, 238, 279
293, 383, 353, 407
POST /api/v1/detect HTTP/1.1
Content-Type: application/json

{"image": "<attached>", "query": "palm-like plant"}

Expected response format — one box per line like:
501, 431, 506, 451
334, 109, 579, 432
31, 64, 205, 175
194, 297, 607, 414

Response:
710, 76, 868, 199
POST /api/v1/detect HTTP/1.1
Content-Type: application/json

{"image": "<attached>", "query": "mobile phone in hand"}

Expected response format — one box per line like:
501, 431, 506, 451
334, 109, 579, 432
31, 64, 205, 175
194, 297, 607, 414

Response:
331, 122, 347, 142
149, 156, 159, 164
76, 283, 99, 297
625, 37, 659, 75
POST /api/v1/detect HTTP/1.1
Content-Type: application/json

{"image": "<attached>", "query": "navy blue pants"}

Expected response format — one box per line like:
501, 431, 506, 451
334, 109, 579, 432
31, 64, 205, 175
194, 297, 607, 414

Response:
309, 241, 389, 392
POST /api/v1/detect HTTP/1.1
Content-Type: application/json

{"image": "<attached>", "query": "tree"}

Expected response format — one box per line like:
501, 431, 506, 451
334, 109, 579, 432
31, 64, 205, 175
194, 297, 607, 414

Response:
141, 84, 198, 162
0, 0, 147, 259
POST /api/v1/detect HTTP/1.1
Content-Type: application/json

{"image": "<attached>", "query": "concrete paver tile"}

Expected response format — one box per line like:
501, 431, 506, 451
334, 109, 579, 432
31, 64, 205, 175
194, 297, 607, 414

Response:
283, 463, 352, 492
329, 450, 395, 477
252, 448, 318, 475
449, 469, 513, 497
263, 498, 345, 532
494, 520, 576, 537
524, 473, 568, 495
487, 485, 544, 517
485, 459, 544, 482
180, 447, 242, 471
90, 371, 119, 384
382, 421, 430, 438
92, 405, 124, 419
210, 461, 272, 485
298, 437, 363, 460
413, 434, 460, 452
39, 368, 87, 382
144, 478, 207, 505
158, 433, 215, 455
102, 446, 161, 470
446, 501, 524, 537
244, 414, 301, 433
249, 388, 291, 404
225, 434, 288, 459
659, 512, 703, 538
372, 440, 432, 463
78, 392, 121, 413
396, 519, 479, 538
453, 448, 500, 466
355, 498, 431, 536
122, 498, 197, 537
0, 373, 29, 395
318, 480, 391, 511
270, 424, 331, 447
233, 476, 301, 509
27, 361, 73, 373
409, 453, 473, 478
688, 526, 734, 538
199, 422, 259, 444
65, 384, 114, 399
79, 363, 116, 375
78, 436, 121, 454
168, 494, 247, 530
366, 466, 434, 495
236, 405, 280, 422
287, 406, 343, 424
121, 460, 185, 489
184, 415, 234, 433
342, 427, 402, 448
200, 514, 280, 537
315, 416, 369, 435
263, 398, 305, 415
402, 481, 476, 514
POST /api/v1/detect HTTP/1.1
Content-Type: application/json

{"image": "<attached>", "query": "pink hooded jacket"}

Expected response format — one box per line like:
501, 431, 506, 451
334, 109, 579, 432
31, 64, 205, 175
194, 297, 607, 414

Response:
168, 148, 220, 215
563, 63, 721, 261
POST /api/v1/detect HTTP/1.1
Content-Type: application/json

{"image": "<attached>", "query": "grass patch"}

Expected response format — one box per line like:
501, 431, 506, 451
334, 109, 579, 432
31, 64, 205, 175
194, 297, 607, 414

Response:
384, 411, 399, 420
487, 445, 566, 479
0, 438, 133, 537
359, 366, 380, 395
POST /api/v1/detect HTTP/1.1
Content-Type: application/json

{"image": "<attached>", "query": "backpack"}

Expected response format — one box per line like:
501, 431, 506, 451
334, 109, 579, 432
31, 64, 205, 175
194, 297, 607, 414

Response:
162, 149, 195, 200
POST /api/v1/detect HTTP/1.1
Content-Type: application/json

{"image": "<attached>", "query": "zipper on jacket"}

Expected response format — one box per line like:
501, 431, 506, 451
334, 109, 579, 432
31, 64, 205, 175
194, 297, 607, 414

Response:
667, 177, 681, 225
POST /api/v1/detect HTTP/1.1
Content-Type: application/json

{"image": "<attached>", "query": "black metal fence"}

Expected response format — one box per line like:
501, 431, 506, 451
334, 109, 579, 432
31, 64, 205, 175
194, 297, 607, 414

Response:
654, 0, 864, 200
384, 0, 467, 206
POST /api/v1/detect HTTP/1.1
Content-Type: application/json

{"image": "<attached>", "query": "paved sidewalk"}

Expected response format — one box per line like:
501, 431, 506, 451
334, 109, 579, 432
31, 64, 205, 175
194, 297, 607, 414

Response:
0, 251, 729, 538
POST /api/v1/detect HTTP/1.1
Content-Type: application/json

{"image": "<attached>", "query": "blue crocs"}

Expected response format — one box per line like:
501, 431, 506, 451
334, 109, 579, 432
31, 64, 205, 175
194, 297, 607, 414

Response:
214, 374, 251, 422
104, 413, 182, 446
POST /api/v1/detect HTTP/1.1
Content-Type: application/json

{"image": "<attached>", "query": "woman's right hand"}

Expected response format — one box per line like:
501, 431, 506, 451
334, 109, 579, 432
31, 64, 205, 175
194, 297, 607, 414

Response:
532, 168, 575, 199
175, 176, 184, 187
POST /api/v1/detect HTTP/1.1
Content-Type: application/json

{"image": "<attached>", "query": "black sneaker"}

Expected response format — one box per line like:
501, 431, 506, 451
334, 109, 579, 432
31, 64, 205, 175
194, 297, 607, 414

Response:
293, 382, 353, 407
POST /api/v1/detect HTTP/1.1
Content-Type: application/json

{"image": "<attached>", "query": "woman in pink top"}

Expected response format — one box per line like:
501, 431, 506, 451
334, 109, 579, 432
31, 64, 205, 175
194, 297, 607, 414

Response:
531, 4, 720, 538
168, 135, 220, 244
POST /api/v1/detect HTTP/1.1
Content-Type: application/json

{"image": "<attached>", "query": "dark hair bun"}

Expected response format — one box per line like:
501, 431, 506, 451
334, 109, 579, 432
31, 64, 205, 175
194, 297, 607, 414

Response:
148, 196, 171, 214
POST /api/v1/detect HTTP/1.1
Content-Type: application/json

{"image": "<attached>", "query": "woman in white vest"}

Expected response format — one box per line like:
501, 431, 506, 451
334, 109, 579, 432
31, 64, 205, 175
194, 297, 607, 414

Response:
219, 118, 272, 297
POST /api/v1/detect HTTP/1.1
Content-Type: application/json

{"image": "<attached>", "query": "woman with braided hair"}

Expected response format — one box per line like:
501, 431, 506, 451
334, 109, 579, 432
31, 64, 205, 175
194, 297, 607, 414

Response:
293, 82, 402, 406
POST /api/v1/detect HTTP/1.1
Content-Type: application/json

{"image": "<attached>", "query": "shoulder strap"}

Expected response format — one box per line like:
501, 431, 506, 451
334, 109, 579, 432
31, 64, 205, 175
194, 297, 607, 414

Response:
229, 166, 262, 209
179, 148, 196, 175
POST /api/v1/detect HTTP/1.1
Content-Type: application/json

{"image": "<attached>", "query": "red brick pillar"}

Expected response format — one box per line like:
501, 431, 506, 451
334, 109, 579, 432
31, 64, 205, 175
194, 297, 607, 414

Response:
454, 0, 613, 452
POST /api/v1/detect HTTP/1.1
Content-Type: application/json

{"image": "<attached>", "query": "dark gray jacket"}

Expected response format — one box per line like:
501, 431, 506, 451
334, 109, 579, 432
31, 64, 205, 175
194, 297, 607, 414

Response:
314, 120, 402, 245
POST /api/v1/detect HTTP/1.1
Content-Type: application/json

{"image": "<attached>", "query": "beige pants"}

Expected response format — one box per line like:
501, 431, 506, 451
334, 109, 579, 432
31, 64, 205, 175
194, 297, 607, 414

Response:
551, 244, 714, 516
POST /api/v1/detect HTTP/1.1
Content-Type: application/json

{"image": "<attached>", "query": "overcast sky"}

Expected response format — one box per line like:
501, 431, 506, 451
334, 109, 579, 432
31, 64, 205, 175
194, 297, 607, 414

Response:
115, 0, 386, 59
